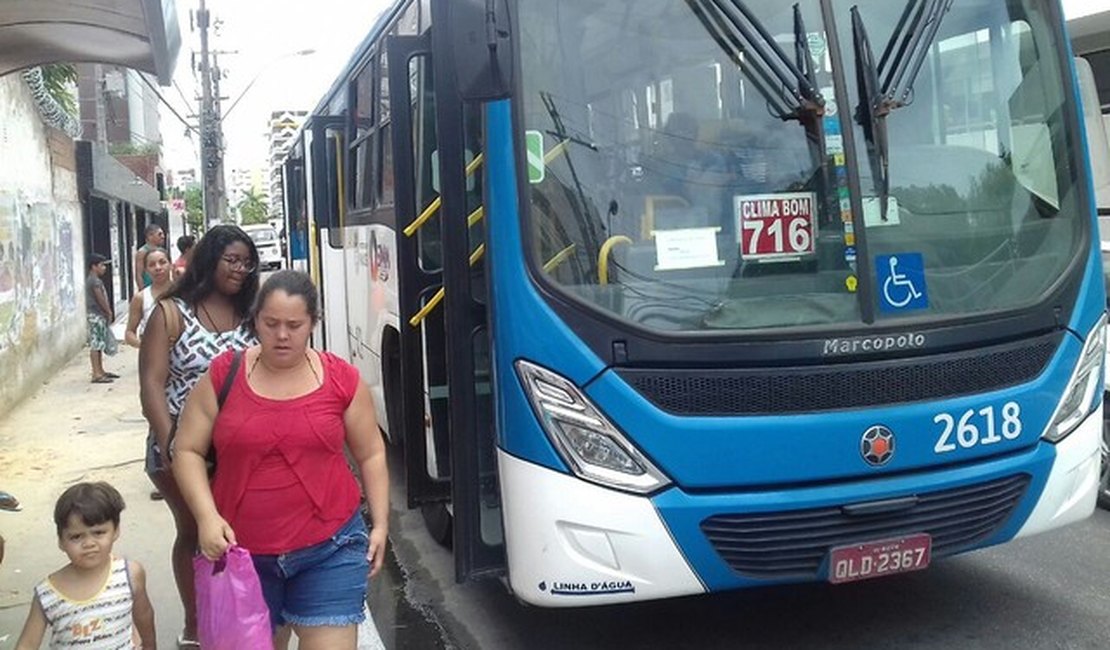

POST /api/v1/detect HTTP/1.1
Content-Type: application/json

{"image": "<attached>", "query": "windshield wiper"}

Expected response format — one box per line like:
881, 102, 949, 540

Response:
792, 4, 831, 225
851, 0, 953, 221
689, 0, 824, 122
688, 0, 829, 208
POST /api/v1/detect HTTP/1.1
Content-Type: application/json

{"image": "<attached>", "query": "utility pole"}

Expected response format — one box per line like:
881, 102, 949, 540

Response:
93, 64, 108, 146
197, 0, 225, 226
212, 51, 228, 224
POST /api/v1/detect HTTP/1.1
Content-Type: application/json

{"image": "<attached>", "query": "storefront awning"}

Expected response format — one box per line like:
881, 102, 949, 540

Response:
77, 142, 163, 214
0, 0, 180, 84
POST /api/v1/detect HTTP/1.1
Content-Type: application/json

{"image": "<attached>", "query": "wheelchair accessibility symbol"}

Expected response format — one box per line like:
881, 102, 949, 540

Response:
876, 253, 928, 313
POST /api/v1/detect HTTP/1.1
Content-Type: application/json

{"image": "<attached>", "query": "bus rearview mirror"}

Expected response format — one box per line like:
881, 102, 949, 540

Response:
448, 0, 514, 101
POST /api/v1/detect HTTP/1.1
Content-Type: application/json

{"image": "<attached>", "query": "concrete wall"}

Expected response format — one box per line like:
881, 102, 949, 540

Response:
0, 74, 87, 417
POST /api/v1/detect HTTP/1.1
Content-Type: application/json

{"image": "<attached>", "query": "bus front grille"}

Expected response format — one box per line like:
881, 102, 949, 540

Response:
700, 474, 1031, 580
617, 334, 1059, 415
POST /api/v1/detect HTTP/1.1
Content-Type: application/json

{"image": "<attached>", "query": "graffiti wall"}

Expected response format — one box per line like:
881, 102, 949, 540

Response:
0, 195, 79, 350
0, 74, 86, 417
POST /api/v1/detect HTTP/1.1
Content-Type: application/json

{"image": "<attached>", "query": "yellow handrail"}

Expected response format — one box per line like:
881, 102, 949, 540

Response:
544, 139, 570, 164
408, 244, 487, 327
332, 133, 347, 228
404, 204, 482, 326
469, 243, 487, 266
543, 244, 577, 273
465, 153, 485, 176
408, 242, 579, 327
598, 236, 632, 285
403, 197, 441, 238
408, 291, 444, 327
405, 138, 576, 327
402, 153, 485, 237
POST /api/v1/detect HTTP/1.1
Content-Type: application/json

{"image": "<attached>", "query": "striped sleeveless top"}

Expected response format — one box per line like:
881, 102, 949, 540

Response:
34, 557, 136, 649
165, 298, 256, 416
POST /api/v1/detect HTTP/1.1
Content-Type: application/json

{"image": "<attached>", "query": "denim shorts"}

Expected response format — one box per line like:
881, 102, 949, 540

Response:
251, 511, 370, 628
144, 429, 165, 475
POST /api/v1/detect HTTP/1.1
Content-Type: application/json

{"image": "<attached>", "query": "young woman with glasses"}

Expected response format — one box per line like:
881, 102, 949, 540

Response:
138, 225, 260, 648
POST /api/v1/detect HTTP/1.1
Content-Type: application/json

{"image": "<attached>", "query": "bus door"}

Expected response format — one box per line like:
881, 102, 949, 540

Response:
387, 32, 452, 525
306, 117, 351, 358
281, 153, 307, 271
389, 26, 505, 581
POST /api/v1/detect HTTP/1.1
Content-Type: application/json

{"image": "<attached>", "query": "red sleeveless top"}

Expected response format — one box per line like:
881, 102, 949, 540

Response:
208, 349, 363, 555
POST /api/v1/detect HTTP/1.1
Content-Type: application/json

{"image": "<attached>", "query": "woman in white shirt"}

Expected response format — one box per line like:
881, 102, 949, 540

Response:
124, 247, 172, 348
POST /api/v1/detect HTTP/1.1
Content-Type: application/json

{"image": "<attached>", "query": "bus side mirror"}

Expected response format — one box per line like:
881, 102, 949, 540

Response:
448, 0, 513, 101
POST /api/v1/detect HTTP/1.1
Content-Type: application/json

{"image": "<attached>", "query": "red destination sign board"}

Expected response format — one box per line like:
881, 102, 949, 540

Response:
736, 192, 817, 260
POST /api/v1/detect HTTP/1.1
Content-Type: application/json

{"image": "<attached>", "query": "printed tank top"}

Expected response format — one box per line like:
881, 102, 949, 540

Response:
165, 298, 256, 416
34, 557, 136, 649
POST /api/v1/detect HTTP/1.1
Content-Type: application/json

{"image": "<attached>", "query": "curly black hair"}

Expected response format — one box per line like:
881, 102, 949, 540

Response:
163, 224, 259, 320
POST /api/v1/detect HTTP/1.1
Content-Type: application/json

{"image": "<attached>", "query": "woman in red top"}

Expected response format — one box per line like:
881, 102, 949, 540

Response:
172, 270, 389, 649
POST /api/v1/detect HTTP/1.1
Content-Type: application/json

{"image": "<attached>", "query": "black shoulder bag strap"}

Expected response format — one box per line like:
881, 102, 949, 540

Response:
218, 350, 243, 408
167, 350, 243, 463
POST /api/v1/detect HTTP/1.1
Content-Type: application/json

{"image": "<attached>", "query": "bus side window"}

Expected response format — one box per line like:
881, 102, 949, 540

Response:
352, 55, 378, 211
379, 51, 395, 208
411, 54, 442, 271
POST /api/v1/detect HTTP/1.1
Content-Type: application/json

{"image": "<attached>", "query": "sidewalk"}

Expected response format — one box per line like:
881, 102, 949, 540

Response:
0, 343, 176, 646
0, 340, 386, 648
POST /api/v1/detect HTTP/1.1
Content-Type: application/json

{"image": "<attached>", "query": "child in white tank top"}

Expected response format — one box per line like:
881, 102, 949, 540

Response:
14, 482, 155, 649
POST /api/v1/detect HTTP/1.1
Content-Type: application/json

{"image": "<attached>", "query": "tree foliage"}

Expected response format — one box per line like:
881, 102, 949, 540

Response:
184, 186, 204, 234
40, 64, 78, 117
237, 188, 271, 225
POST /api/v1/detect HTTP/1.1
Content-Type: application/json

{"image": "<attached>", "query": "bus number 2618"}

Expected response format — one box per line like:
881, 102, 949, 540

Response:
933, 402, 1022, 453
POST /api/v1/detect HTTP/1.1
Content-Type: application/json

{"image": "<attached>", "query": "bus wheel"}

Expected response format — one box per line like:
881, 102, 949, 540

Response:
421, 503, 452, 548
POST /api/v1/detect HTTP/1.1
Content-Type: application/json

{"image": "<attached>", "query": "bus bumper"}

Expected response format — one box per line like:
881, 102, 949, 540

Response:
1014, 403, 1101, 538
498, 450, 705, 607
499, 410, 1099, 603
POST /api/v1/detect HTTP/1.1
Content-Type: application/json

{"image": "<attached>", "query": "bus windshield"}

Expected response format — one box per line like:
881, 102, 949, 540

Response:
518, 0, 1083, 333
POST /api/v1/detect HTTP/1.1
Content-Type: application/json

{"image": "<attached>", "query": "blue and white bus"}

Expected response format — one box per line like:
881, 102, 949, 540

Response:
281, 0, 1106, 606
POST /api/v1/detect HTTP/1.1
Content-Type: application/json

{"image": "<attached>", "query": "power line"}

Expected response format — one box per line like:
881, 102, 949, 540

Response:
136, 72, 196, 135
172, 78, 196, 117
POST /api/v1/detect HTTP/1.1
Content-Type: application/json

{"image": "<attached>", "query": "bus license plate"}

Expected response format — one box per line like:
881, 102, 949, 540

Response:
828, 533, 931, 584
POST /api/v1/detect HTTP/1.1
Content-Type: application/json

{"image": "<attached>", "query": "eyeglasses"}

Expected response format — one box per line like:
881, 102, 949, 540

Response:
221, 256, 256, 273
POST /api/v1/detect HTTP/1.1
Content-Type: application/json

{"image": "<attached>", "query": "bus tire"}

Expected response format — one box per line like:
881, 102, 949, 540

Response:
421, 502, 452, 548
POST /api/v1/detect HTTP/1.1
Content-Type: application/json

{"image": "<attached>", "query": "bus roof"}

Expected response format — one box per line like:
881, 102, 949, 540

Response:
307, 0, 408, 119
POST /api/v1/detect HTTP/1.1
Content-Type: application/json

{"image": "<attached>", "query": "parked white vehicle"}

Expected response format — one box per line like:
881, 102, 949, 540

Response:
242, 224, 283, 270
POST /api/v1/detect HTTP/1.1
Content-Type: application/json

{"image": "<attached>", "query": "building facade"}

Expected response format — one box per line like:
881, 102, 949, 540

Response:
229, 166, 268, 223
268, 110, 307, 219
75, 64, 168, 305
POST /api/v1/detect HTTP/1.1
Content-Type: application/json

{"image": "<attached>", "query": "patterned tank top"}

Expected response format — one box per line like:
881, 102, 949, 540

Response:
165, 298, 256, 416
34, 557, 136, 649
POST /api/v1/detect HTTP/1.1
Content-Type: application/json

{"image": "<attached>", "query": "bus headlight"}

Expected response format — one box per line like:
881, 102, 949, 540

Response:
515, 360, 671, 494
1045, 314, 1106, 442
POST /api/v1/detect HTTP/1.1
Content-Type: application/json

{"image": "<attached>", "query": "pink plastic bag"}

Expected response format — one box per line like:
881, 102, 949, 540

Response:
194, 546, 273, 650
